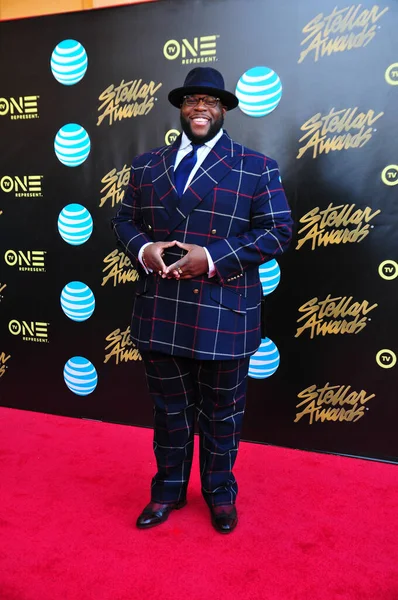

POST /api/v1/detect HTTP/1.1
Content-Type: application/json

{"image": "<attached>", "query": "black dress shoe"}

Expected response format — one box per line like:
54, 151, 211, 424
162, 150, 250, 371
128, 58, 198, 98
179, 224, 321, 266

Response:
209, 505, 238, 534
136, 499, 187, 529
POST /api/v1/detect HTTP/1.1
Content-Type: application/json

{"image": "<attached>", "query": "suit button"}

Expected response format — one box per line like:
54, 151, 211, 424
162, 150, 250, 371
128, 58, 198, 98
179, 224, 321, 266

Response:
193, 288, 199, 294
147, 224, 152, 230
211, 229, 217, 234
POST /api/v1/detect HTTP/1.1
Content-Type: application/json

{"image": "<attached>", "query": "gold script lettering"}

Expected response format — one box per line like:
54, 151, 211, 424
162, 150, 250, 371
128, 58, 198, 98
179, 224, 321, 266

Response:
104, 326, 142, 365
297, 107, 384, 159
0, 351, 11, 378
100, 165, 130, 208
102, 250, 139, 287
295, 383, 376, 424
296, 203, 381, 250
298, 5, 389, 63
97, 79, 163, 126
295, 295, 378, 339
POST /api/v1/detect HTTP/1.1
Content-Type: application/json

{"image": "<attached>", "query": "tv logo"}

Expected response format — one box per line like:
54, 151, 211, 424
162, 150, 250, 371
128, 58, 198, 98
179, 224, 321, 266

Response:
0, 96, 39, 120
376, 349, 397, 369
385, 63, 398, 86
378, 260, 398, 281
381, 165, 398, 186
0, 175, 43, 197
163, 35, 218, 64
4, 250, 46, 272
9, 320, 49, 342
165, 129, 180, 146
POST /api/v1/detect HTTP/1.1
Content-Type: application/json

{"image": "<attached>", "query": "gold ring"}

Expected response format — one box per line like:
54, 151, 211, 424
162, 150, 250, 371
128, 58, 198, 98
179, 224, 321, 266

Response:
177, 267, 183, 275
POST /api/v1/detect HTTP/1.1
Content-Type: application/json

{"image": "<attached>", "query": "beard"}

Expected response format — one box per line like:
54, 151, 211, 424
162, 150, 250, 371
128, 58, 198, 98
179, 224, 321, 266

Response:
180, 112, 224, 144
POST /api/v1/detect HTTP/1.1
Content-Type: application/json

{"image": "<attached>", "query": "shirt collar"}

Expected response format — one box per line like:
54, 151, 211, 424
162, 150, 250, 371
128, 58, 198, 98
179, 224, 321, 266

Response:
179, 128, 224, 151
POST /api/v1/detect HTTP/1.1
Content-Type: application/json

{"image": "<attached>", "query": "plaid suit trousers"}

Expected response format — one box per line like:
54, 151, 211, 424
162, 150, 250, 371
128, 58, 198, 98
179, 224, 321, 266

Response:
142, 351, 250, 507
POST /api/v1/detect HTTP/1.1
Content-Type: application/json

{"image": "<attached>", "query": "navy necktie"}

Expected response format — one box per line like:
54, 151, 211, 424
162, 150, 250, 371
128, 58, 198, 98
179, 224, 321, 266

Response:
174, 144, 201, 197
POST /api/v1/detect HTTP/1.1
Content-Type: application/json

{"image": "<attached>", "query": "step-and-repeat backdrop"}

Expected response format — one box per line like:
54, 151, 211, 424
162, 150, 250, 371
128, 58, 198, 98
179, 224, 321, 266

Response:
1, 0, 397, 462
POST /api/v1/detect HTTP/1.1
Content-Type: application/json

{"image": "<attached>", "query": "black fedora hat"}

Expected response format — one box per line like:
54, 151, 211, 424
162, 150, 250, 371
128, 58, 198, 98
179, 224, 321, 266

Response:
168, 67, 239, 111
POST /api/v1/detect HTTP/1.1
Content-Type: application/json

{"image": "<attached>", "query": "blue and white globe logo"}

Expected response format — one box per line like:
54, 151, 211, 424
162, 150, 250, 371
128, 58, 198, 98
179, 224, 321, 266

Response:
249, 338, 280, 379
54, 124, 90, 167
259, 259, 281, 296
58, 203, 93, 246
60, 281, 95, 322
64, 356, 98, 396
236, 66, 282, 117
51, 39, 88, 85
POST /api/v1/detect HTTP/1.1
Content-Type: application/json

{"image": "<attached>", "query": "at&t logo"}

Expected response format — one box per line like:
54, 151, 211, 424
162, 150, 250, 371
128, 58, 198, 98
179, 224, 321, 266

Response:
51, 40, 88, 86
163, 35, 218, 64
0, 96, 39, 120
0, 175, 43, 197
236, 67, 282, 118
8, 320, 49, 343
4, 250, 46, 272
64, 356, 98, 396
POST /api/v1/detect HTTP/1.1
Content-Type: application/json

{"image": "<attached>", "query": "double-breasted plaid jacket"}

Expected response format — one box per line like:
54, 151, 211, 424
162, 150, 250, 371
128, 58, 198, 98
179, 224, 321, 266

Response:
112, 131, 293, 360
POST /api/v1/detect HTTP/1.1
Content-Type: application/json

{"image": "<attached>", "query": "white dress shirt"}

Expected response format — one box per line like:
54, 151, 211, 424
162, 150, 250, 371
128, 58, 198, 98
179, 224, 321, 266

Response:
138, 129, 224, 276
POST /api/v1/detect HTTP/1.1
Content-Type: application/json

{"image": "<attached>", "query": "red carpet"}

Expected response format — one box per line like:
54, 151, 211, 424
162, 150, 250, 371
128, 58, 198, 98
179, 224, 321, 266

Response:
0, 407, 397, 600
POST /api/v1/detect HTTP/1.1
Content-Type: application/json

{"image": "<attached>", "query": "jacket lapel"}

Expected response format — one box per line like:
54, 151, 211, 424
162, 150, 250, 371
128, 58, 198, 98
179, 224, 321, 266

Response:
165, 132, 242, 234
150, 138, 180, 218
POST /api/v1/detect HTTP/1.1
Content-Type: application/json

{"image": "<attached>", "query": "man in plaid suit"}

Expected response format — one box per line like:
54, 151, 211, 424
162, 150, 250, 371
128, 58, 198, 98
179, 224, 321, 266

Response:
112, 68, 292, 533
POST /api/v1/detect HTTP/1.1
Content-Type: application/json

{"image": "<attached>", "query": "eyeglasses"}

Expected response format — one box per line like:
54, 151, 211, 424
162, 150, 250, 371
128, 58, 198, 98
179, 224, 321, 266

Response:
182, 95, 220, 108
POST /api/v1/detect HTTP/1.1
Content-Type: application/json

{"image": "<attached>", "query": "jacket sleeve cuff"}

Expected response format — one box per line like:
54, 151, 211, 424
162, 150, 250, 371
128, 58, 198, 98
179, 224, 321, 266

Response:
203, 247, 216, 278
138, 242, 154, 274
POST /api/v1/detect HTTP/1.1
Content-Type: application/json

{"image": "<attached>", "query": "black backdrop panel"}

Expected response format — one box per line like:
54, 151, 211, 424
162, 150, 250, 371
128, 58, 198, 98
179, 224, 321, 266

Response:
0, 0, 397, 461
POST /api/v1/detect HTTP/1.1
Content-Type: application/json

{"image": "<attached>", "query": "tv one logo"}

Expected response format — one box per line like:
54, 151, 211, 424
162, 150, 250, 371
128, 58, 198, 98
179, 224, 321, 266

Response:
0, 175, 43, 197
5, 250, 46, 272
8, 320, 49, 343
163, 35, 218, 64
0, 96, 39, 119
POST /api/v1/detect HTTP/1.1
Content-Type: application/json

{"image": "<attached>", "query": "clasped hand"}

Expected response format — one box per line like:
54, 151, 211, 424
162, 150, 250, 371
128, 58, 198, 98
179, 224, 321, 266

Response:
142, 240, 208, 280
